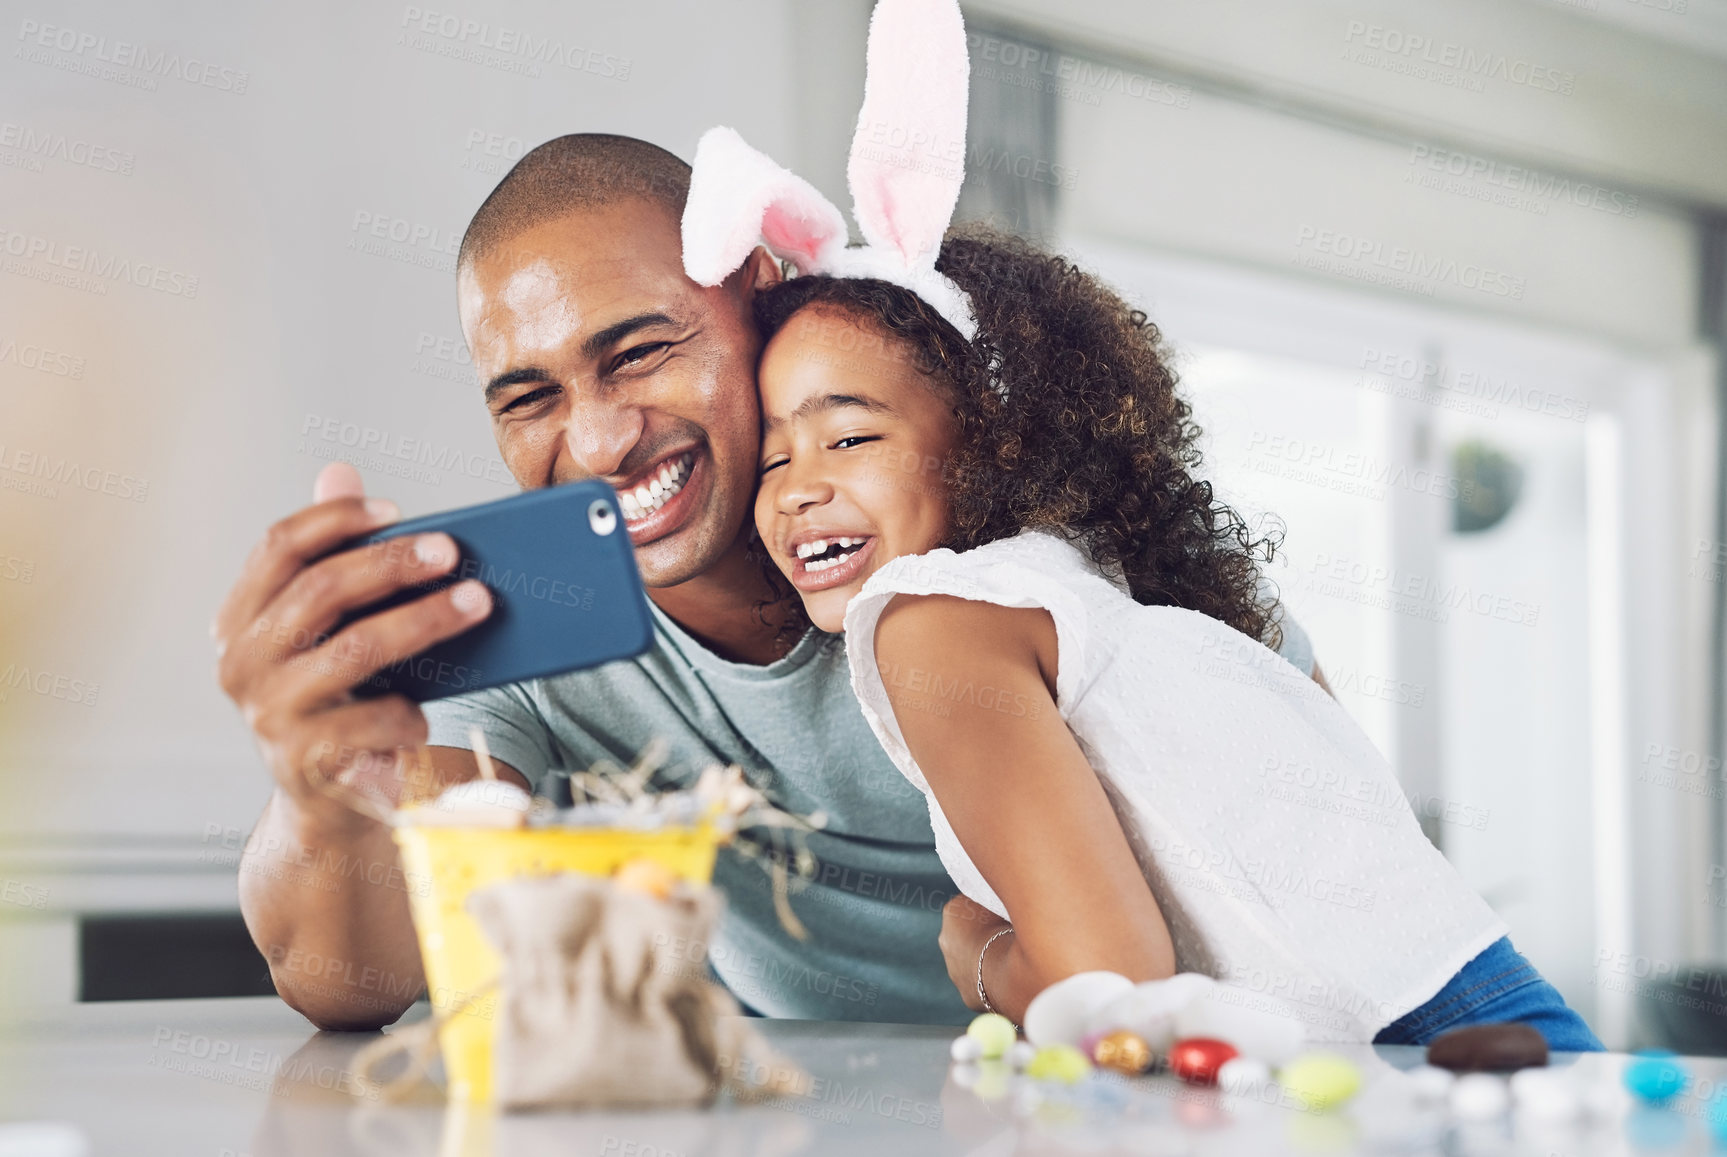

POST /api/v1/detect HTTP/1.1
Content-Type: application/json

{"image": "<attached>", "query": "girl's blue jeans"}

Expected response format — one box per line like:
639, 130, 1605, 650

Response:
1373, 936, 1604, 1051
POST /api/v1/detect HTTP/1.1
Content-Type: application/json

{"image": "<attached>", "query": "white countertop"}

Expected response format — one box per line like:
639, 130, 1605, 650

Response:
0, 997, 1713, 1155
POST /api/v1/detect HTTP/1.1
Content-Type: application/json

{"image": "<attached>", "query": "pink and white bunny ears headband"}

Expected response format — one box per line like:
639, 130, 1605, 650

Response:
680, 0, 978, 341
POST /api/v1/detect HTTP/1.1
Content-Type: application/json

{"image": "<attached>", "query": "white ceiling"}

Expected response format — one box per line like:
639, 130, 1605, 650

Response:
1522, 0, 1727, 63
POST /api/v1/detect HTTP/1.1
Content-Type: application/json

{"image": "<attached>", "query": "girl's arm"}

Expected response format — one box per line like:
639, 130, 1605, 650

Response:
873, 593, 1175, 1025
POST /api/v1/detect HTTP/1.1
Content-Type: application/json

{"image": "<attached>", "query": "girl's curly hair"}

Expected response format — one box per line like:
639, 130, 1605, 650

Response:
751, 225, 1283, 647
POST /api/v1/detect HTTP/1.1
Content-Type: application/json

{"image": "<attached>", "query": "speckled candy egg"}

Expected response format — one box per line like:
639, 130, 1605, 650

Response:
1091, 1030, 1155, 1076
1023, 972, 1134, 1048
1169, 1038, 1238, 1086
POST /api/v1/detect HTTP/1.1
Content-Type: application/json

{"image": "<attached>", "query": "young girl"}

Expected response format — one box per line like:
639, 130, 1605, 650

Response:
745, 229, 1601, 1050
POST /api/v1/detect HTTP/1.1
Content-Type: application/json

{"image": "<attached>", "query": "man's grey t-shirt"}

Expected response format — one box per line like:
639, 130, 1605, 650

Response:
425, 601, 1316, 1025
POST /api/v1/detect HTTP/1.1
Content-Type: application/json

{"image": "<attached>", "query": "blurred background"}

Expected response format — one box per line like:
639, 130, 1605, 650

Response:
1, 0, 1724, 1051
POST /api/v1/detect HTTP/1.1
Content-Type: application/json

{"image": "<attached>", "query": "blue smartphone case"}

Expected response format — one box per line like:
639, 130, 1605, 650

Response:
342, 480, 653, 701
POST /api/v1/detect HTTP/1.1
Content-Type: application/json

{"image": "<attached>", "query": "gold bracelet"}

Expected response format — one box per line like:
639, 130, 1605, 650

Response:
975, 926, 1015, 1017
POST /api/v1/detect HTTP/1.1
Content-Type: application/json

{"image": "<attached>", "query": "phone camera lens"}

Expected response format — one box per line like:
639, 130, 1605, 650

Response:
588, 499, 618, 536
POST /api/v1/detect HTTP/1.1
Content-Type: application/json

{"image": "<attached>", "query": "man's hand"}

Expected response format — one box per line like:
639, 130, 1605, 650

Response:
216, 462, 513, 1030
939, 894, 1011, 1013
213, 462, 494, 824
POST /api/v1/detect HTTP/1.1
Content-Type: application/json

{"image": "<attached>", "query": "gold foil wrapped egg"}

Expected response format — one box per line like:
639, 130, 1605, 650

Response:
1092, 1030, 1154, 1076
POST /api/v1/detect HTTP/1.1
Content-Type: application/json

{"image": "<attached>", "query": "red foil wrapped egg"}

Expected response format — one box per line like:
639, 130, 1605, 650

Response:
1170, 1037, 1239, 1085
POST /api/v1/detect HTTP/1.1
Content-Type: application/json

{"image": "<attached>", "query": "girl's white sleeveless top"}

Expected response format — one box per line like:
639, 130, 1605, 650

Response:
842, 529, 1507, 1041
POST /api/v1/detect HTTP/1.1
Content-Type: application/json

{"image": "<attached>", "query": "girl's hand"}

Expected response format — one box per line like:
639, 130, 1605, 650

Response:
939, 895, 1009, 1012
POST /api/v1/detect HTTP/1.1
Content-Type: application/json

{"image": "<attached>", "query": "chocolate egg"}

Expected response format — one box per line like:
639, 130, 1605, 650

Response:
1169, 1037, 1238, 1085
1426, 1023, 1548, 1072
1092, 1030, 1154, 1076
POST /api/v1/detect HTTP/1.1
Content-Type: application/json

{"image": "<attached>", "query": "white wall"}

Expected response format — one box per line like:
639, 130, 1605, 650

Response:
965, 0, 1727, 207
0, 0, 803, 909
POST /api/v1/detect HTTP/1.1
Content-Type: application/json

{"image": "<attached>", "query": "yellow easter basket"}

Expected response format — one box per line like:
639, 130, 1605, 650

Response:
393, 818, 722, 1104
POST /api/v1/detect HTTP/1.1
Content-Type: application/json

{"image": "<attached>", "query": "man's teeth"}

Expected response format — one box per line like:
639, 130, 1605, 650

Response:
796, 536, 868, 572
618, 454, 693, 521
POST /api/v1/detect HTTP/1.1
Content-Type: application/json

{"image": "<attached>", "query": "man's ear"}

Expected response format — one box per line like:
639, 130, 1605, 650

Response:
736, 245, 785, 301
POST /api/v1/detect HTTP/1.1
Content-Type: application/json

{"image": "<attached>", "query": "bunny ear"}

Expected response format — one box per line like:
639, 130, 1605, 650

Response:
681, 127, 849, 286
846, 0, 970, 269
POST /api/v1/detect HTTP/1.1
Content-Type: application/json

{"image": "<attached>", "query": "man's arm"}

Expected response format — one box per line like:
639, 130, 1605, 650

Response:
238, 745, 526, 1030
215, 462, 506, 1030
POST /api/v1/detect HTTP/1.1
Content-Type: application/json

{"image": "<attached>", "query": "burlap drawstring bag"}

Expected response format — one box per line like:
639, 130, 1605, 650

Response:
465, 873, 799, 1110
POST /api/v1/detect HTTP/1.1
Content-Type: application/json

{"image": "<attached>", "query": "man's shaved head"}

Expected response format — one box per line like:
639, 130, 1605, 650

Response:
455, 131, 784, 594
458, 133, 691, 270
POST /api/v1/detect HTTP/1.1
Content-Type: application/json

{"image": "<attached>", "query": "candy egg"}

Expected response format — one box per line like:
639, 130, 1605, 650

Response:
972, 1062, 1012, 1101
1622, 1050, 1688, 1103
1426, 1023, 1548, 1072
1023, 971, 1134, 1047
1706, 1088, 1727, 1143
1218, 1056, 1273, 1096
1025, 1044, 1092, 1085
1169, 1038, 1238, 1085
1450, 1073, 1510, 1120
1626, 1105, 1687, 1150
1580, 1068, 1635, 1121
1006, 1041, 1038, 1070
1087, 972, 1216, 1051
966, 1013, 1018, 1060
1510, 1068, 1580, 1122
950, 1034, 984, 1063
419, 779, 532, 827
1173, 989, 1305, 1065
1406, 1064, 1456, 1102
1091, 1030, 1155, 1076
1012, 1083, 1044, 1116
1279, 1052, 1362, 1112
613, 857, 678, 899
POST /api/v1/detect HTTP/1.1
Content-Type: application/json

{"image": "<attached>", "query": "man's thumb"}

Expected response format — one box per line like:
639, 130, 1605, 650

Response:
313, 461, 365, 504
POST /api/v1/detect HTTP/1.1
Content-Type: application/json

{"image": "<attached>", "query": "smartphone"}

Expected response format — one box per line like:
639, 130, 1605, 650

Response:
337, 480, 653, 701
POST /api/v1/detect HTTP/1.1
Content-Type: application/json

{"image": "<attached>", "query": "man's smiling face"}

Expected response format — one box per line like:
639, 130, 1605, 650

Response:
458, 198, 775, 587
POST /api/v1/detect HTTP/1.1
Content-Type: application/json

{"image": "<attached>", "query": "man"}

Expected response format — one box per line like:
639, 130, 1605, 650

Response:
219, 134, 1323, 1030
